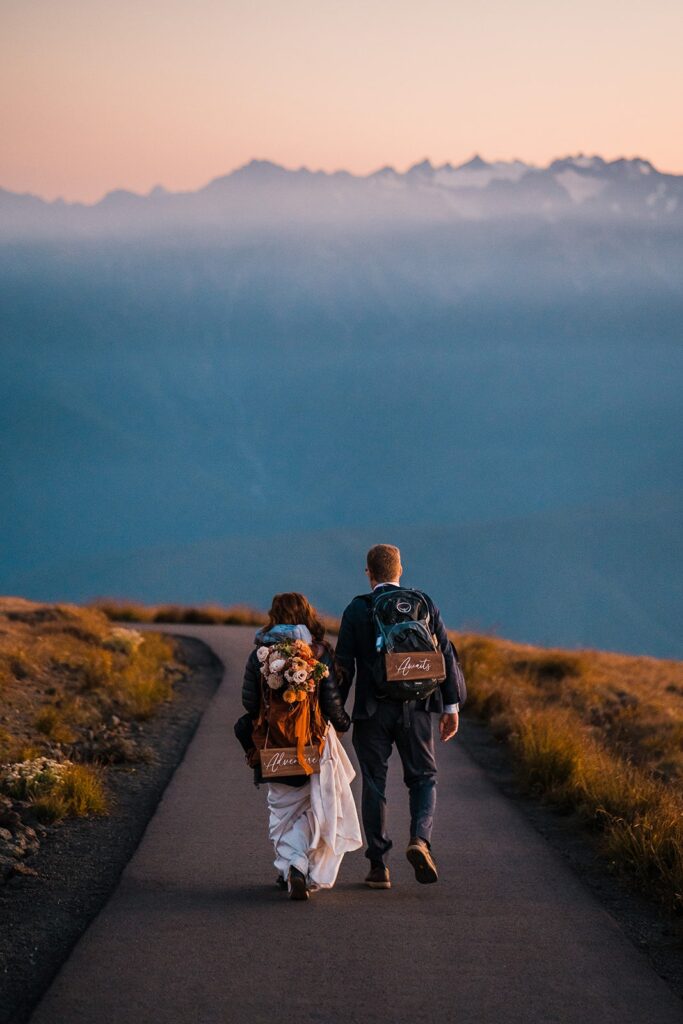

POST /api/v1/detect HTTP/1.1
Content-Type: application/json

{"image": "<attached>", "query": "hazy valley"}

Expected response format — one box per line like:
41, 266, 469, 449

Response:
1, 156, 681, 656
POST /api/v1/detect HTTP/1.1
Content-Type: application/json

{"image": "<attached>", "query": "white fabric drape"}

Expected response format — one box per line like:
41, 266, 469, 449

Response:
266, 728, 362, 889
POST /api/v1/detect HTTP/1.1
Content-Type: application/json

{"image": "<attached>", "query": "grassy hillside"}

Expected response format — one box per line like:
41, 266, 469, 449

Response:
92, 599, 266, 628
456, 633, 683, 913
0, 598, 181, 875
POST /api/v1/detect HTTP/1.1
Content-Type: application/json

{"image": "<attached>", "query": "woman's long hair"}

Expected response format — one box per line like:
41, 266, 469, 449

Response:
266, 592, 326, 642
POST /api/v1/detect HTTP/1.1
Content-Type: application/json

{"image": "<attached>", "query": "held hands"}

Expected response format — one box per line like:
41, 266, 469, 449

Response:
439, 711, 459, 743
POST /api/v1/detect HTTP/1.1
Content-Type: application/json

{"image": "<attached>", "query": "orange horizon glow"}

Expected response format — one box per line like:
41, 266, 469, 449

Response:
2, 0, 682, 204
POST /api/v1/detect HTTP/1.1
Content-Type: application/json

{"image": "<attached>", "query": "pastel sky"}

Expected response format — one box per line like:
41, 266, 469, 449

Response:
2, 0, 682, 203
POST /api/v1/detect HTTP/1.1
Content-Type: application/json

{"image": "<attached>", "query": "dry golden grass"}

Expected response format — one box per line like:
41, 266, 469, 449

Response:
34, 706, 76, 745
113, 632, 175, 718
0, 597, 181, 820
91, 598, 267, 627
36, 763, 108, 821
91, 598, 342, 636
453, 631, 683, 912
1, 758, 108, 822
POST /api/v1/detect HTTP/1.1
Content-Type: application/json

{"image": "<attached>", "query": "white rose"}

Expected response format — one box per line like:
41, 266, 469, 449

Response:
266, 674, 282, 689
256, 646, 270, 663
269, 657, 286, 673
284, 670, 293, 682
292, 669, 308, 684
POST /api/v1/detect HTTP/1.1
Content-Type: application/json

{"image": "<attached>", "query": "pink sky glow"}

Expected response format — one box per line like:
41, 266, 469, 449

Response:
2, 0, 682, 203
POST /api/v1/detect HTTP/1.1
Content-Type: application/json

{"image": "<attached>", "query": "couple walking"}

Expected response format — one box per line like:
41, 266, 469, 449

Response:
240, 543, 466, 900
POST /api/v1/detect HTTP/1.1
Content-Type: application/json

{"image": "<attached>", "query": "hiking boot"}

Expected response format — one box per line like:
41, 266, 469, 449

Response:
365, 863, 391, 889
275, 874, 287, 891
406, 837, 438, 884
288, 866, 309, 901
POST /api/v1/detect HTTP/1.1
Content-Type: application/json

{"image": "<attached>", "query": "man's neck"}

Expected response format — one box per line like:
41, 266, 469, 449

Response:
372, 580, 400, 590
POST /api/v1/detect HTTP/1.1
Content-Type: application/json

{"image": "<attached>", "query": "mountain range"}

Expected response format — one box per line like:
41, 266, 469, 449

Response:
2, 154, 682, 235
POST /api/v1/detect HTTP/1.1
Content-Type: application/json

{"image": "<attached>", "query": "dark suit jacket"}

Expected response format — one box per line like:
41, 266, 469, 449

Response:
335, 583, 466, 721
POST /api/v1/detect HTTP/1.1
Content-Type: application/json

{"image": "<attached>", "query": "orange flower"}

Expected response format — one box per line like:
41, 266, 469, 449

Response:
282, 689, 297, 704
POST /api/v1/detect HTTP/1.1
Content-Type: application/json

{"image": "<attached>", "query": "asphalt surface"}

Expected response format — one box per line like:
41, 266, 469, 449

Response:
29, 625, 682, 1024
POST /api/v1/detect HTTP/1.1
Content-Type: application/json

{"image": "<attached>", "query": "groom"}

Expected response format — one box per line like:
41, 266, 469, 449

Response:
335, 544, 464, 889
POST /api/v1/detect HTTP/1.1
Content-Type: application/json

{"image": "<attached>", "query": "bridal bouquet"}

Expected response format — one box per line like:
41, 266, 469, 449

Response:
256, 639, 329, 704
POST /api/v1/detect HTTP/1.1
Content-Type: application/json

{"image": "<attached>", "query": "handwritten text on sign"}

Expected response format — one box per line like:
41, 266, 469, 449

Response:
259, 745, 321, 778
385, 651, 446, 682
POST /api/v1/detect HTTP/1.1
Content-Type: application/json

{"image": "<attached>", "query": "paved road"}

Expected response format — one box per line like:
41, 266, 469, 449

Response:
30, 625, 682, 1024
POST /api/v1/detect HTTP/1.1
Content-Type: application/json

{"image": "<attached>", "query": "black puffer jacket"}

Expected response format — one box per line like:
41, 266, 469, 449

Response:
242, 630, 350, 734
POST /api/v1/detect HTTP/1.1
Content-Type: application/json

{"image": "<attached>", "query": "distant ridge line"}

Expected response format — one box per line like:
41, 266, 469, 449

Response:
1, 152, 681, 231
1, 153, 677, 207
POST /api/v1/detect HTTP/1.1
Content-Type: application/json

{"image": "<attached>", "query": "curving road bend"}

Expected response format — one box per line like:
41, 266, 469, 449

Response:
29, 625, 682, 1024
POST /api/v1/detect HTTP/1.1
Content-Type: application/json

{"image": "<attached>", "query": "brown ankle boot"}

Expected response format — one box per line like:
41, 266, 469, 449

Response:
406, 837, 438, 884
365, 864, 391, 889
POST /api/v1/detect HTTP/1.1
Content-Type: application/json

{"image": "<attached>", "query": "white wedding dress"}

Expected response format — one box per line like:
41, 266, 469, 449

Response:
266, 728, 362, 888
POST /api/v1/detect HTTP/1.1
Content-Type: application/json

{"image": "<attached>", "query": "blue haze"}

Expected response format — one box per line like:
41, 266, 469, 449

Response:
1, 158, 682, 656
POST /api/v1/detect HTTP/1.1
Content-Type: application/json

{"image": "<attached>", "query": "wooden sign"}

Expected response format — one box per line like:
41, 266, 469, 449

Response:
385, 651, 446, 682
259, 745, 321, 778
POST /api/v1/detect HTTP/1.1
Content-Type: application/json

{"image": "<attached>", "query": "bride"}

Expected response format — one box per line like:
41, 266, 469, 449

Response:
241, 592, 362, 900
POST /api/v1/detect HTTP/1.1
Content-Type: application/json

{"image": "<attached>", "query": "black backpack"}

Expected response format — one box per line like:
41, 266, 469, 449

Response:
369, 587, 447, 701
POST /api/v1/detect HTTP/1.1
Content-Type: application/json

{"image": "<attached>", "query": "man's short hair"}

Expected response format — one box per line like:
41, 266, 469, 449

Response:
367, 544, 402, 583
